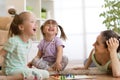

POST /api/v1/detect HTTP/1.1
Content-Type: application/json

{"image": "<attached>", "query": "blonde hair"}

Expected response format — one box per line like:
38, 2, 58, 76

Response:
8, 8, 33, 37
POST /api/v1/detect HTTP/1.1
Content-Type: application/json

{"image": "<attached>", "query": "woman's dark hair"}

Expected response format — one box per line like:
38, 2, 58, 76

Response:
101, 30, 120, 52
40, 19, 67, 41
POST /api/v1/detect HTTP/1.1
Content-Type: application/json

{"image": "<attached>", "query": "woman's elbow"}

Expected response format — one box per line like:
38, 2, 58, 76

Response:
113, 72, 120, 78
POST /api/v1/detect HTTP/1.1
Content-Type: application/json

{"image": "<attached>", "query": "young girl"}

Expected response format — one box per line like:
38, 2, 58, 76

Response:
0, 9, 49, 80
28, 19, 68, 72
74, 30, 120, 77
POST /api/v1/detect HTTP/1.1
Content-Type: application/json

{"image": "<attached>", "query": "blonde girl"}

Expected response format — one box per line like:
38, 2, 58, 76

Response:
0, 9, 49, 80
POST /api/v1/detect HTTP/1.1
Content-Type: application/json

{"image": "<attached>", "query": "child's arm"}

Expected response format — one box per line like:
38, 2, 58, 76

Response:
53, 45, 63, 71
0, 49, 7, 56
35, 50, 43, 58
106, 38, 120, 77
27, 50, 43, 68
56, 46, 63, 64
0, 49, 7, 65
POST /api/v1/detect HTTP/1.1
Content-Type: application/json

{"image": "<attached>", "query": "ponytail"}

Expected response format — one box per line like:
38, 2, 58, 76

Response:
8, 8, 29, 37
8, 8, 22, 37
58, 25, 67, 41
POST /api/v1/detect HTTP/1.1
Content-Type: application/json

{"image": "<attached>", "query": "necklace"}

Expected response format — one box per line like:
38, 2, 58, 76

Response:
43, 39, 54, 54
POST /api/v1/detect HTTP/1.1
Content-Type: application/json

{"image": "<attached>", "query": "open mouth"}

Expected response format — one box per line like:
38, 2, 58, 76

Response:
33, 29, 36, 31
48, 29, 54, 31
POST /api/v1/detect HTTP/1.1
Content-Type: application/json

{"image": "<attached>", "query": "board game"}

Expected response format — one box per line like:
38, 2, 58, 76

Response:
51, 74, 96, 80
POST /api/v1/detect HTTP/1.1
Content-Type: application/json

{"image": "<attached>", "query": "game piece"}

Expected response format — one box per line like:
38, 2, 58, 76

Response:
51, 74, 96, 80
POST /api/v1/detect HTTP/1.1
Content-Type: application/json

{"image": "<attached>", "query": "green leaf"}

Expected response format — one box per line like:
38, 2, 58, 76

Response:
100, 0, 120, 34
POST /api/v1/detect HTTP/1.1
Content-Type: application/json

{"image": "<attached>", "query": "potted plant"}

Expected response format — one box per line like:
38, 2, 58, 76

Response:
41, 8, 47, 19
26, 6, 33, 11
99, 0, 120, 34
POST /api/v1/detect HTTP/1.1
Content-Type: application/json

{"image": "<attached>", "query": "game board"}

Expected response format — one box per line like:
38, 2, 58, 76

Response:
51, 74, 96, 80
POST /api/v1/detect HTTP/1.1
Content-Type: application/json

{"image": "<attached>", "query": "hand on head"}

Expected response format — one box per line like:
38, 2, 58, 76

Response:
106, 38, 119, 53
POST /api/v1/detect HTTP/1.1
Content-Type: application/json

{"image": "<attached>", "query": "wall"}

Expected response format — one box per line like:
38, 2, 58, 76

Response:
0, 1, 6, 16
6, 0, 25, 15
0, 0, 107, 61
54, 0, 106, 60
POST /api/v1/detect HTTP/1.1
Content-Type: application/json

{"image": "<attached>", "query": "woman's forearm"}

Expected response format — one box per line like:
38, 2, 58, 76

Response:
110, 52, 120, 77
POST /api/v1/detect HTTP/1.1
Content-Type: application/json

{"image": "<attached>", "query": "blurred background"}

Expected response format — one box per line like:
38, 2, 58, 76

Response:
0, 0, 107, 62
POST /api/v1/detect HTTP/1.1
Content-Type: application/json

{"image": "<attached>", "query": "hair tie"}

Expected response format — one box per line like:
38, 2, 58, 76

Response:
8, 8, 17, 16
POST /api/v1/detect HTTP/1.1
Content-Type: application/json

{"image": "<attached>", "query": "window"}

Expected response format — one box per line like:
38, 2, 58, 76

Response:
54, 0, 105, 60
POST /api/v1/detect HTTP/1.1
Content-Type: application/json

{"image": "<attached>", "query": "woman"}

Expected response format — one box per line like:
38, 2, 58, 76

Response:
74, 30, 120, 77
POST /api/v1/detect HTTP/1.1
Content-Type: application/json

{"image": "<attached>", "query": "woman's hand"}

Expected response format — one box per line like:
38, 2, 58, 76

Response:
106, 38, 120, 77
106, 38, 119, 54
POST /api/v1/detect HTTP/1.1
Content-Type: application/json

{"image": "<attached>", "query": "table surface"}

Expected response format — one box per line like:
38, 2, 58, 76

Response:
48, 74, 120, 80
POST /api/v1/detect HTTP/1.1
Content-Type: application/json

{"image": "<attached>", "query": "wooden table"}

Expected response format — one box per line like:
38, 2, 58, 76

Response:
94, 75, 120, 80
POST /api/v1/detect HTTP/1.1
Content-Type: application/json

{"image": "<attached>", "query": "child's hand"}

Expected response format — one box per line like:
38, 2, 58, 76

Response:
27, 62, 33, 68
52, 62, 62, 71
106, 38, 119, 54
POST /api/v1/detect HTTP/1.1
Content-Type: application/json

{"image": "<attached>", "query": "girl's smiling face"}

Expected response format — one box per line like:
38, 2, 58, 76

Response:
43, 20, 58, 36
